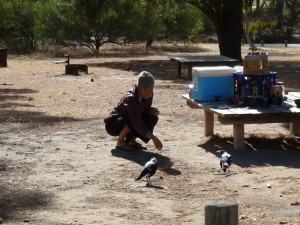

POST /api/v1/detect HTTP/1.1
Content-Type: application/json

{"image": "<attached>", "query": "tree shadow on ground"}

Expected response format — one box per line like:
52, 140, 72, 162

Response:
0, 87, 84, 125
0, 88, 36, 102
0, 88, 38, 95
111, 148, 181, 176
269, 60, 300, 90
0, 186, 53, 221
88, 59, 190, 82
93, 44, 211, 58
0, 109, 83, 124
0, 160, 53, 222
0, 102, 35, 108
89, 58, 300, 87
198, 134, 300, 169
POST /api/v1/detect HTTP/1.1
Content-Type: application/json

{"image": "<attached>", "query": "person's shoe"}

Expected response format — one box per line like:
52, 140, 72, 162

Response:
129, 142, 147, 150
116, 143, 136, 151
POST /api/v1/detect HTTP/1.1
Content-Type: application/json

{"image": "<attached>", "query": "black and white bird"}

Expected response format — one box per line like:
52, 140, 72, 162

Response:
219, 150, 232, 173
135, 157, 158, 185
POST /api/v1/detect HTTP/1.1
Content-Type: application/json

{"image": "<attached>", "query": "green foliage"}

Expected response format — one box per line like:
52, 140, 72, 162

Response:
0, 0, 216, 53
249, 21, 277, 36
0, 0, 36, 52
2, 0, 299, 55
162, 2, 213, 43
34, 0, 65, 45
244, 0, 300, 43
121, 1, 164, 42
271, 0, 300, 41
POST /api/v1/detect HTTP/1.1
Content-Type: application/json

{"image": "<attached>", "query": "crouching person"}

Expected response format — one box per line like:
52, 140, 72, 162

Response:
104, 71, 163, 151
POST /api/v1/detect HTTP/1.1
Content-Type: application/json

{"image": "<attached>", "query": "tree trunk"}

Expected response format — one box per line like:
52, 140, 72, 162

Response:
30, 31, 35, 51
244, 16, 257, 51
216, 1, 243, 60
191, 0, 244, 61
95, 39, 101, 56
145, 38, 153, 53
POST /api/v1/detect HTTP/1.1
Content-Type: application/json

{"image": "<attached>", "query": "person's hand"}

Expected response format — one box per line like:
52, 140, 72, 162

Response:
149, 107, 160, 116
146, 132, 163, 150
151, 135, 163, 150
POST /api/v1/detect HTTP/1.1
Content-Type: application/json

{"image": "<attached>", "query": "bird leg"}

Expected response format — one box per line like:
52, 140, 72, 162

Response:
146, 177, 151, 186
218, 167, 224, 173
218, 167, 228, 174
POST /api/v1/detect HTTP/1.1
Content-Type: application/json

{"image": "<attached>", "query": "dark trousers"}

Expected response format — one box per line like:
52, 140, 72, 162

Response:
105, 114, 158, 143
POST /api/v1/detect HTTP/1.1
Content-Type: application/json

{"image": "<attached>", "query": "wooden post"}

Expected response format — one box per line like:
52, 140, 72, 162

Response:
177, 62, 182, 78
205, 199, 238, 225
0, 48, 8, 67
188, 66, 192, 80
233, 124, 245, 150
290, 121, 300, 136
204, 110, 214, 136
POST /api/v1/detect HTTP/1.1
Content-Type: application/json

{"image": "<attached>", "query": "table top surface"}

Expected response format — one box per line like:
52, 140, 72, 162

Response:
170, 55, 240, 63
183, 92, 300, 117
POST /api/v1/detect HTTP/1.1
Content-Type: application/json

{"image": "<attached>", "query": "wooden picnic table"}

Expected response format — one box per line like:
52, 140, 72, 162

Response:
169, 55, 240, 79
182, 92, 300, 150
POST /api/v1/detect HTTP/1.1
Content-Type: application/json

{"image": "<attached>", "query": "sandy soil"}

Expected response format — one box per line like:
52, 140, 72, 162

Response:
0, 44, 300, 225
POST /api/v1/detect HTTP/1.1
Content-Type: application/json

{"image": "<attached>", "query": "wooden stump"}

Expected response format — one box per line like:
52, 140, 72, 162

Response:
65, 64, 88, 75
0, 48, 8, 67
205, 199, 238, 225
65, 65, 79, 75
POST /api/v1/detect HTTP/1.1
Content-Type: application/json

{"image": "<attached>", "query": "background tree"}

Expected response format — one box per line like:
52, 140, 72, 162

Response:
246, 0, 300, 43
1, 0, 300, 57
163, 3, 213, 44
35, 0, 138, 54
0, 0, 36, 53
189, 0, 244, 60
60, 0, 126, 54
269, 0, 300, 42
243, 0, 265, 50
121, 0, 165, 52
34, 0, 65, 47
126, 0, 213, 52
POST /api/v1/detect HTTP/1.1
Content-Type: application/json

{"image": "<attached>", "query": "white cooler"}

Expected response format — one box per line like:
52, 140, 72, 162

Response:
191, 66, 236, 102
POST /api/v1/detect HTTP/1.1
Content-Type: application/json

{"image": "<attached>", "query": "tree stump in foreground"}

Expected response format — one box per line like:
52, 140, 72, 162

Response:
205, 199, 238, 225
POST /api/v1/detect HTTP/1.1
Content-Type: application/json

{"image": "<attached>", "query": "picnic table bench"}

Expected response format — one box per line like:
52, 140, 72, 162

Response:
182, 92, 300, 150
169, 55, 240, 79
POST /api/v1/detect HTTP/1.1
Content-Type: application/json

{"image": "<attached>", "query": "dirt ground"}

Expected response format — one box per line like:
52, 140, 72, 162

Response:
0, 44, 300, 225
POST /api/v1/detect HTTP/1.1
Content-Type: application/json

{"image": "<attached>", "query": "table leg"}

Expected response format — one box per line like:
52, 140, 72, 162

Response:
290, 121, 300, 136
233, 124, 245, 150
204, 110, 214, 136
188, 66, 192, 80
177, 62, 181, 78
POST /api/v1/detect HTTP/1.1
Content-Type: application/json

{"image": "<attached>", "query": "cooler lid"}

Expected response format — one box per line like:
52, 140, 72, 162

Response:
192, 66, 236, 77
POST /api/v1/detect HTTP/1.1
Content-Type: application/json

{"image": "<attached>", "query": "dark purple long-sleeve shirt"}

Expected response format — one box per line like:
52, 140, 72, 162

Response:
104, 87, 153, 138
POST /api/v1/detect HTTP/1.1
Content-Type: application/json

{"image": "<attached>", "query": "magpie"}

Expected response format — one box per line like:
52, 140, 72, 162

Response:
135, 157, 158, 185
219, 150, 232, 173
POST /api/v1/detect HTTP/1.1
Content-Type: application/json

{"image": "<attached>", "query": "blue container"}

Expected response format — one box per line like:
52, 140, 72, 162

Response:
191, 66, 236, 102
